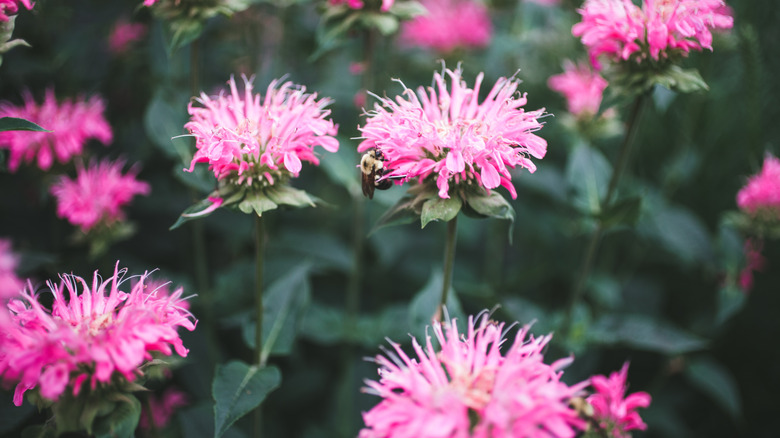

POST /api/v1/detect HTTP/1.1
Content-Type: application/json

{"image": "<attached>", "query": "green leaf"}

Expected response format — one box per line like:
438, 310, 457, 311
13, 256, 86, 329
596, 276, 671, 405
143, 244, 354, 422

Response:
421, 196, 462, 228
684, 357, 742, 420
93, 394, 142, 438
660, 66, 709, 93
170, 196, 224, 230
361, 13, 399, 36
0, 117, 51, 132
264, 185, 317, 209
408, 270, 465, 340
599, 196, 642, 229
320, 145, 362, 197
166, 19, 204, 55
565, 142, 612, 215
369, 195, 419, 233
213, 361, 282, 438
589, 314, 707, 354
388, 1, 427, 19
463, 190, 515, 222
20, 426, 56, 438
238, 191, 278, 217
144, 89, 192, 163
644, 204, 713, 266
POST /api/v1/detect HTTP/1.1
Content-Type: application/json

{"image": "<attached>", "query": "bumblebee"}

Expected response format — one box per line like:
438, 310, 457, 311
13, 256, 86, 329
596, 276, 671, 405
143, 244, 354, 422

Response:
360, 149, 393, 199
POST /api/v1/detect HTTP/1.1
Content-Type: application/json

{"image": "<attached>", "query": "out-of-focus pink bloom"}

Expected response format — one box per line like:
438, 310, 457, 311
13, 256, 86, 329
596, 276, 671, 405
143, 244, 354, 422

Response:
0, 0, 33, 21
108, 19, 147, 54
572, 0, 733, 70
738, 238, 765, 292
0, 90, 112, 172
329, 0, 394, 12
358, 67, 546, 199
139, 387, 189, 430
737, 154, 780, 218
548, 60, 608, 118
349, 62, 367, 75
0, 239, 23, 300
50, 159, 150, 233
587, 362, 652, 438
143, 0, 158, 6
185, 75, 339, 187
0, 263, 196, 406
359, 313, 587, 438
400, 0, 492, 53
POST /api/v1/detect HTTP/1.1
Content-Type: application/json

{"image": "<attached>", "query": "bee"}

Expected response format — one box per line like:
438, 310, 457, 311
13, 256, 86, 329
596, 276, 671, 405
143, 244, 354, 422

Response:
360, 149, 394, 199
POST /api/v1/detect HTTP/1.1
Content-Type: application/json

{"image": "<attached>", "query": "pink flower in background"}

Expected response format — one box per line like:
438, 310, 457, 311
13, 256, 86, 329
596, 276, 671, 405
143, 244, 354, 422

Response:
0, 263, 196, 406
329, 0, 394, 11
359, 313, 587, 438
139, 387, 189, 430
142, 0, 158, 6
548, 60, 608, 117
108, 19, 147, 54
185, 75, 339, 187
0, 90, 112, 172
738, 238, 765, 292
400, 0, 492, 53
737, 154, 780, 218
587, 363, 651, 438
50, 159, 150, 232
0, 239, 23, 300
0, 0, 33, 21
358, 67, 546, 199
572, 0, 733, 70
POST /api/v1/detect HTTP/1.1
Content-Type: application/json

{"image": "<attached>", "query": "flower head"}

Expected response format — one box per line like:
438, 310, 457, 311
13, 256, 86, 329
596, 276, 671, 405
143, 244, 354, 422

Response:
360, 313, 587, 438
737, 154, 780, 219
0, 90, 112, 172
548, 60, 608, 118
400, 0, 492, 53
108, 19, 147, 54
0, 0, 33, 21
0, 239, 23, 300
572, 0, 733, 70
358, 67, 546, 199
139, 387, 189, 431
0, 263, 196, 406
587, 362, 651, 438
50, 159, 150, 233
185, 75, 339, 188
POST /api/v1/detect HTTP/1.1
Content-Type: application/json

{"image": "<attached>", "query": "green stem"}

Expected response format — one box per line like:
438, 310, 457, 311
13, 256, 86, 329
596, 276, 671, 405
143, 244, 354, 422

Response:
254, 214, 265, 436
436, 216, 459, 321
567, 93, 647, 328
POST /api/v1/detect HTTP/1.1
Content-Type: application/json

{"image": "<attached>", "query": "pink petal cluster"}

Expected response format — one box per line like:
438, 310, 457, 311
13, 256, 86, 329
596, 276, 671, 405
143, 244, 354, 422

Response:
738, 238, 765, 292
358, 67, 547, 199
0, 0, 33, 21
548, 60, 608, 117
0, 239, 23, 300
587, 363, 651, 438
329, 0, 394, 12
360, 313, 587, 438
0, 90, 113, 172
185, 75, 339, 187
737, 154, 780, 218
139, 387, 189, 430
0, 263, 196, 406
572, 0, 733, 70
400, 0, 492, 53
108, 19, 147, 54
142, 0, 158, 6
50, 159, 150, 233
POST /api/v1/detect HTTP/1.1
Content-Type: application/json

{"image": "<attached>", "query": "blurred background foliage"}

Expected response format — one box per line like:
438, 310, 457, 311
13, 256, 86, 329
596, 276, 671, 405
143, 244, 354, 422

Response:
0, 0, 778, 437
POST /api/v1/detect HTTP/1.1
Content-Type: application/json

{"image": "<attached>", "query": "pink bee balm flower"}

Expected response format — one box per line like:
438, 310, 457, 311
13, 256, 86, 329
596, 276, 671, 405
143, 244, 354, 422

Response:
360, 313, 587, 438
400, 0, 492, 53
548, 60, 608, 118
0, 0, 33, 21
143, 0, 158, 6
108, 19, 147, 54
358, 67, 547, 200
0, 90, 112, 172
587, 363, 651, 438
737, 154, 780, 218
185, 75, 339, 187
0, 263, 196, 406
0, 239, 23, 300
50, 159, 151, 233
139, 387, 189, 430
572, 0, 733, 70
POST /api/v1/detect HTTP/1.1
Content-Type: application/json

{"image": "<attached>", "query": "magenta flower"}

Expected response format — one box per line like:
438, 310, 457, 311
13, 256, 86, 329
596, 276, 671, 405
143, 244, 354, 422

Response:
0, 90, 112, 172
360, 313, 587, 438
139, 387, 189, 431
358, 67, 547, 200
0, 0, 33, 21
572, 0, 733, 70
185, 75, 339, 188
737, 154, 780, 218
587, 363, 651, 438
548, 60, 608, 118
400, 0, 492, 53
0, 263, 196, 406
108, 19, 147, 54
0, 239, 23, 300
50, 159, 150, 233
